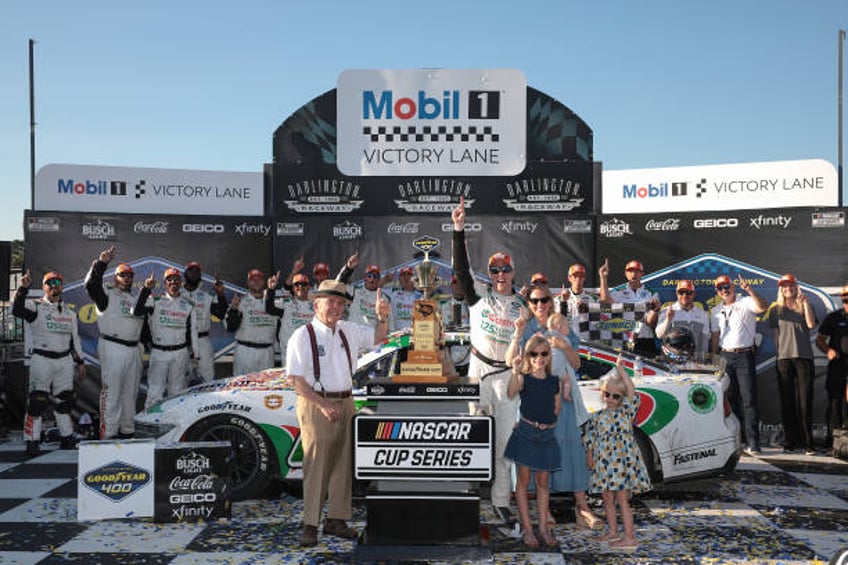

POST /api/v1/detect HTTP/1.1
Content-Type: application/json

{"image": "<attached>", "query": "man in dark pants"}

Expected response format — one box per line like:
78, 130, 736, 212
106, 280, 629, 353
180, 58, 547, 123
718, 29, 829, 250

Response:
815, 283, 848, 452
710, 274, 768, 456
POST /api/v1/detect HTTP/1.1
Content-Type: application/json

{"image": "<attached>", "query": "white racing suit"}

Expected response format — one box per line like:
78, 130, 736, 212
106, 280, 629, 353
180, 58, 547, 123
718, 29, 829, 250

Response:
387, 288, 420, 332
226, 294, 277, 375
453, 229, 527, 512
13, 287, 82, 443
264, 289, 314, 365
135, 288, 198, 409
182, 287, 228, 382
85, 260, 144, 439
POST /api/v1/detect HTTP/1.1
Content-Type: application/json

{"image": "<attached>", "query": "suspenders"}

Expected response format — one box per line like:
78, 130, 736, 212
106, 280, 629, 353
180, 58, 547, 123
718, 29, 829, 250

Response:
305, 322, 351, 392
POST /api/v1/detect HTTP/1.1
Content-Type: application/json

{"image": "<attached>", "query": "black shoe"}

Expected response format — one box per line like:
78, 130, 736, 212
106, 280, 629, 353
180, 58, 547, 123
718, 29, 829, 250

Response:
323, 518, 358, 539
25, 440, 40, 457
116, 432, 135, 440
299, 524, 318, 547
493, 506, 515, 525
59, 435, 78, 450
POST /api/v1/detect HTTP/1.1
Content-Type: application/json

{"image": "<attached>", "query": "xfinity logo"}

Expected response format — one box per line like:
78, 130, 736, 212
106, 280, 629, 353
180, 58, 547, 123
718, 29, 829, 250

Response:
693, 218, 738, 229
387, 222, 420, 234
749, 214, 792, 230
443, 222, 481, 232
183, 223, 224, 234
644, 219, 681, 232
501, 220, 538, 234
333, 220, 363, 241
133, 221, 169, 234
81, 219, 116, 240
235, 223, 271, 237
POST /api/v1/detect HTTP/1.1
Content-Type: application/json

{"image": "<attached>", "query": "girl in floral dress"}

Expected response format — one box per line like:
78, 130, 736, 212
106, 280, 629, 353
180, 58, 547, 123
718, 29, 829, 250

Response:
584, 354, 652, 552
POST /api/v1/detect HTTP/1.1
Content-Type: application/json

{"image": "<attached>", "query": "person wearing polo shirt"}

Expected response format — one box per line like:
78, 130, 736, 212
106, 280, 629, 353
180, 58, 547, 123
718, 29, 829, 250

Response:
264, 271, 315, 365
558, 260, 610, 341
182, 261, 228, 383
452, 196, 529, 526
84, 245, 145, 439
225, 269, 277, 375
286, 280, 390, 547
348, 264, 392, 330
709, 274, 768, 456
815, 282, 848, 453
14, 269, 85, 455
135, 268, 199, 409
602, 259, 661, 357
656, 279, 711, 360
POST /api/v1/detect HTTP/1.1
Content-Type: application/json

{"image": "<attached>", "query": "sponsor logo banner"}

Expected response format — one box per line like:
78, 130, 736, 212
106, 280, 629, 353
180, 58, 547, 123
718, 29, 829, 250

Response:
603, 159, 838, 213
35, 164, 263, 216
811, 210, 845, 228
154, 442, 231, 522
337, 69, 526, 176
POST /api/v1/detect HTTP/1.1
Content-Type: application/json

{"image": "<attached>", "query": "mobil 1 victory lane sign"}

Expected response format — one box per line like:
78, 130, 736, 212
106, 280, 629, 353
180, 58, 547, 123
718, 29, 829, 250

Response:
354, 415, 493, 481
337, 69, 526, 176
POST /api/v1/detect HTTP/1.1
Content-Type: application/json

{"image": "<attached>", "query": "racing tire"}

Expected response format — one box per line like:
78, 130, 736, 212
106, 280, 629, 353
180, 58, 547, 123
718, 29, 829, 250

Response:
635, 430, 663, 484
185, 414, 277, 501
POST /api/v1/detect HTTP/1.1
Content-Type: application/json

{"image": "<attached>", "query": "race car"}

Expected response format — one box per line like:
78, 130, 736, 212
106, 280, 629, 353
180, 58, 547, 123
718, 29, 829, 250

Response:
136, 329, 739, 500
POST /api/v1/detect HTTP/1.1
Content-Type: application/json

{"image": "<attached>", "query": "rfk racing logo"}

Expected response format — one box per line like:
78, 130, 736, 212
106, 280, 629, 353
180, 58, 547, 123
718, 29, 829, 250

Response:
81, 219, 116, 240
599, 218, 633, 238
333, 220, 363, 241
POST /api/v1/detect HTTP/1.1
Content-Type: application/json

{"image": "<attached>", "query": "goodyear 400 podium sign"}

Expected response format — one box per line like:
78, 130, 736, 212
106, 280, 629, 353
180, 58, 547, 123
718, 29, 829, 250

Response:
354, 415, 493, 481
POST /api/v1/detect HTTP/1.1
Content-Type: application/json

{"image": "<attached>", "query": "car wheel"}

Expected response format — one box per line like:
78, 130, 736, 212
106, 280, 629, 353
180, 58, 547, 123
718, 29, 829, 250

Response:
635, 430, 663, 484
185, 414, 277, 501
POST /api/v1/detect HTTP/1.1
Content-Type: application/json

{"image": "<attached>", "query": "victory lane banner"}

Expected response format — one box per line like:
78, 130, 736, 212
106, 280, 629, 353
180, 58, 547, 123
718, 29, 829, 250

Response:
354, 415, 493, 481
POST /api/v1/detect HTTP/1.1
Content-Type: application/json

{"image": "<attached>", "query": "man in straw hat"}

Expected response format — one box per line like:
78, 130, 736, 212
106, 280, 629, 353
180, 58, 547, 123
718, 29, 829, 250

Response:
286, 279, 390, 547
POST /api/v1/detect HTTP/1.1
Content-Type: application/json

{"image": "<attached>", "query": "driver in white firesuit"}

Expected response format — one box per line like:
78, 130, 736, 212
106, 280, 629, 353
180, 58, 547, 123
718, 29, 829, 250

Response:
226, 269, 278, 375
134, 268, 198, 409
451, 196, 528, 525
84, 246, 144, 439
14, 270, 86, 455
265, 271, 315, 365
182, 261, 228, 383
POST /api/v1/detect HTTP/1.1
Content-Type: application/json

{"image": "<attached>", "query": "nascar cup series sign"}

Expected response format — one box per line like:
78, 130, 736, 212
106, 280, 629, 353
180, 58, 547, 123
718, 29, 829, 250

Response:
337, 69, 527, 176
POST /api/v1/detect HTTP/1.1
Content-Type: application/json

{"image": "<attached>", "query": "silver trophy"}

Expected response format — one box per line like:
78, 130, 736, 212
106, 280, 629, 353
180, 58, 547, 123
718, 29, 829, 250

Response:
411, 236, 440, 299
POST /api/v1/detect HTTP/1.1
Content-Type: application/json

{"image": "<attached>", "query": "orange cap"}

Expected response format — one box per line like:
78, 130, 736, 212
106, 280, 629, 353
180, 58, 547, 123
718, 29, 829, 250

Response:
488, 252, 512, 267
292, 273, 309, 284
568, 263, 586, 276
399, 266, 414, 276
778, 273, 797, 287
313, 262, 330, 275
247, 269, 264, 281
714, 275, 732, 288
366, 264, 381, 275
676, 279, 694, 292
531, 272, 548, 285
115, 263, 134, 275
42, 271, 63, 285
625, 260, 644, 272
164, 268, 181, 279
185, 261, 202, 271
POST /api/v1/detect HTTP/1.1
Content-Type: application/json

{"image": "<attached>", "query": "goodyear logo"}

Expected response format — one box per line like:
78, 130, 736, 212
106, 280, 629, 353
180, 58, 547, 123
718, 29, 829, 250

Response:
83, 460, 151, 501
412, 236, 440, 253
375, 420, 471, 441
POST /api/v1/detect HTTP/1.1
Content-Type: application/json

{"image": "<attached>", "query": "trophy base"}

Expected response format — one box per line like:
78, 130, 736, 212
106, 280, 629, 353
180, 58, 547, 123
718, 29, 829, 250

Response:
392, 374, 452, 383
394, 362, 450, 383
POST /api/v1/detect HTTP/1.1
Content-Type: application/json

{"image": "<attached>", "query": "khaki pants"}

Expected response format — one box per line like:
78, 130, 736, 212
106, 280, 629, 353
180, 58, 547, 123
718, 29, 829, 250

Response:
296, 395, 355, 527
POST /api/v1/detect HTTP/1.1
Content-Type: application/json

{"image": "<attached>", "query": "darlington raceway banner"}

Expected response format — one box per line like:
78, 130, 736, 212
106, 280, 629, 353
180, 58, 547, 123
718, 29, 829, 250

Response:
272, 214, 597, 292
35, 163, 264, 216
602, 159, 838, 214
23, 210, 274, 372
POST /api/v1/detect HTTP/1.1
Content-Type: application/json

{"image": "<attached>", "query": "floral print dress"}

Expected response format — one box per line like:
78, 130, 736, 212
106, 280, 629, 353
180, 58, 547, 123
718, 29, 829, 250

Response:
584, 393, 652, 495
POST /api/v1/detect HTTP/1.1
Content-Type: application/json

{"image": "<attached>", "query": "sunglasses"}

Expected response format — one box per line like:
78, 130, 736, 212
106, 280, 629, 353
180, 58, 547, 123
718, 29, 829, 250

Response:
165, 276, 181, 282
293, 282, 309, 287
489, 265, 513, 274
677, 290, 694, 296
45, 278, 63, 287
716, 284, 732, 292
604, 391, 623, 400
528, 350, 550, 358
365, 273, 380, 279
528, 296, 551, 305
116, 272, 134, 278
569, 272, 586, 278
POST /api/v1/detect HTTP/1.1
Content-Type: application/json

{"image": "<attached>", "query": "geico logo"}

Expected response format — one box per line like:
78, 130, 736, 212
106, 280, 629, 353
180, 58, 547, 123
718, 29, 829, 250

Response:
442, 222, 481, 232
169, 492, 216, 504
693, 218, 738, 228
182, 224, 225, 233
425, 387, 448, 393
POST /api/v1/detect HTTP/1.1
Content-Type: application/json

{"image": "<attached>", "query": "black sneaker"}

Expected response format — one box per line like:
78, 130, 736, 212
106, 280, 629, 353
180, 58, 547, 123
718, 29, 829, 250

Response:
25, 440, 40, 457
493, 506, 515, 525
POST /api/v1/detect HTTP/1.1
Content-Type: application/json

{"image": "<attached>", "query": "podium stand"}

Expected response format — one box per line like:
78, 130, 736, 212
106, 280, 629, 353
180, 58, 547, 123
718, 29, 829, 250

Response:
353, 378, 493, 561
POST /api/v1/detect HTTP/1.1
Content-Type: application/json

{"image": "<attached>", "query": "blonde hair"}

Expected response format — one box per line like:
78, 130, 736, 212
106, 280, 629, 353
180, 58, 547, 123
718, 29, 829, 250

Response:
602, 375, 626, 397
547, 312, 568, 332
776, 283, 803, 313
521, 335, 552, 374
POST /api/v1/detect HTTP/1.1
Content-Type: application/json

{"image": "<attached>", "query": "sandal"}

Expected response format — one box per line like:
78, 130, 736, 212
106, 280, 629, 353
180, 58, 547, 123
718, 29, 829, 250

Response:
592, 532, 620, 543
575, 510, 603, 530
522, 532, 540, 548
608, 538, 638, 552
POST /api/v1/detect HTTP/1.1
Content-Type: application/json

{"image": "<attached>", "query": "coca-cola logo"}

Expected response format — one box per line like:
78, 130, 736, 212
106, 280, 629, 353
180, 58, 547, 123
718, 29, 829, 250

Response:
645, 218, 681, 232
169, 474, 216, 491
387, 222, 420, 234
134, 221, 169, 234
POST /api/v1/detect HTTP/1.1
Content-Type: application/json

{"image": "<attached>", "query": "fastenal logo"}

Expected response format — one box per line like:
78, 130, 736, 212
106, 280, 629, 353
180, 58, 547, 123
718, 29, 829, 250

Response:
81, 219, 116, 240
277, 222, 305, 236
645, 219, 681, 232
749, 214, 792, 230
133, 221, 169, 234
83, 460, 151, 501
333, 220, 363, 241
599, 218, 633, 238
387, 222, 420, 234
501, 220, 538, 234
234, 222, 271, 237
693, 218, 738, 229
374, 420, 472, 440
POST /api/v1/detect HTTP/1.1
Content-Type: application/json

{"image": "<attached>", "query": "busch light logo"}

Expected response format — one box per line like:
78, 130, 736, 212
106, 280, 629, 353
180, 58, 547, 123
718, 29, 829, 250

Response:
176, 451, 211, 474
599, 218, 633, 238
333, 221, 363, 241
81, 219, 116, 240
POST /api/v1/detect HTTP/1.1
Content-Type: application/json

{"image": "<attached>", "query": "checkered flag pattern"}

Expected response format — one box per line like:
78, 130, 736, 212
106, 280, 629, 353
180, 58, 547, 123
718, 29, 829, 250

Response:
575, 301, 648, 349
362, 125, 499, 143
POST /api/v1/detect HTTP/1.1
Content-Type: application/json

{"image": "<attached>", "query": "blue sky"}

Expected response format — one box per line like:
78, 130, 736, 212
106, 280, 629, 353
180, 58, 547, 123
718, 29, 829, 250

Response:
1, 1, 845, 241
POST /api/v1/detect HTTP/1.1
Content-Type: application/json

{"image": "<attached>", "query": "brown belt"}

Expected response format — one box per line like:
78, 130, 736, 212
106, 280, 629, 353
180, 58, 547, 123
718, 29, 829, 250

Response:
321, 390, 352, 399
722, 346, 753, 354
521, 416, 556, 430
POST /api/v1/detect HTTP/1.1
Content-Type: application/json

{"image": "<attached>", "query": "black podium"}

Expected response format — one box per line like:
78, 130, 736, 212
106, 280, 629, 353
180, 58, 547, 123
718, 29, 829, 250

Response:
353, 377, 493, 560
